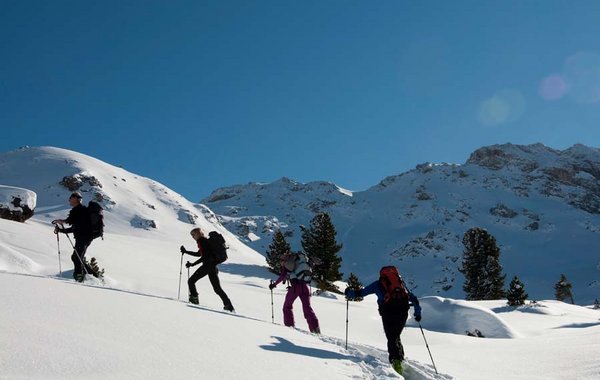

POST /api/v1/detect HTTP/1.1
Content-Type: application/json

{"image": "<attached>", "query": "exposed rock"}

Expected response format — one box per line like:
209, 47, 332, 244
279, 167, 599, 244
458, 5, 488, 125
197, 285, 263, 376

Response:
0, 202, 34, 222
130, 216, 157, 230
416, 185, 432, 201
490, 203, 518, 218
570, 193, 600, 214
543, 167, 575, 184
60, 173, 102, 192
416, 162, 433, 173
467, 147, 510, 170
307, 199, 337, 213
0, 186, 36, 222
178, 209, 198, 225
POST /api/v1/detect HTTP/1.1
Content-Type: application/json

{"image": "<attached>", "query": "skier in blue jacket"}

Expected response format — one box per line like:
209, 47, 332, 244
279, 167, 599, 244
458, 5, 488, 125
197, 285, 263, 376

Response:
345, 266, 421, 375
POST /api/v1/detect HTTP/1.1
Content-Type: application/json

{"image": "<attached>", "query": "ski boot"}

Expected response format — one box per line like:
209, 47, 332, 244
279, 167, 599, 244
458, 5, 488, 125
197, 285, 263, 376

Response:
189, 295, 199, 305
74, 273, 84, 283
223, 304, 235, 312
392, 359, 404, 375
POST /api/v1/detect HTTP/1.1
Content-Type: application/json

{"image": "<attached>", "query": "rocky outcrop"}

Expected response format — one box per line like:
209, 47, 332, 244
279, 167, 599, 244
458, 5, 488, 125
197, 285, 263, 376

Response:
60, 173, 102, 192
490, 203, 518, 218
130, 216, 157, 230
0, 186, 36, 223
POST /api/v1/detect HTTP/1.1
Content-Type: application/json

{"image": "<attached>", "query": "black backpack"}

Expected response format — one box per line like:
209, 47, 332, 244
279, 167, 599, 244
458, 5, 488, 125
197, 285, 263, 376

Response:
87, 201, 104, 240
208, 231, 227, 264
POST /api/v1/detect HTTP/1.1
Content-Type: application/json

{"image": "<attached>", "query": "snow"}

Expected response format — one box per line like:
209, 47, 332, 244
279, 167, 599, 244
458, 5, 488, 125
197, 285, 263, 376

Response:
202, 143, 600, 304
248, 232, 261, 241
0, 185, 37, 210
336, 185, 354, 197
1, 146, 600, 379
410, 297, 518, 338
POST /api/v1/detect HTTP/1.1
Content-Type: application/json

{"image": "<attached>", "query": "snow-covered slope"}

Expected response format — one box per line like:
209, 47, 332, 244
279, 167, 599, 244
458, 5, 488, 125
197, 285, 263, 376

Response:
0, 146, 264, 281
202, 143, 600, 304
1, 145, 600, 379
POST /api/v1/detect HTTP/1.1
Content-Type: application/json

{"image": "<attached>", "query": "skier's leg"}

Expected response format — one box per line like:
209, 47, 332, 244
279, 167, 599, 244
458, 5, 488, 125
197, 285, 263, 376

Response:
298, 282, 320, 332
78, 239, 93, 275
71, 238, 89, 279
207, 266, 233, 310
188, 265, 209, 297
282, 282, 300, 327
381, 312, 407, 363
396, 313, 408, 361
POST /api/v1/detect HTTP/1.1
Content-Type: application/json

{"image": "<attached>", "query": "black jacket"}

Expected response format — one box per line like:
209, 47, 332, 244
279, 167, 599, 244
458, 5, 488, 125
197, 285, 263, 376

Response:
63, 204, 92, 239
188, 237, 217, 265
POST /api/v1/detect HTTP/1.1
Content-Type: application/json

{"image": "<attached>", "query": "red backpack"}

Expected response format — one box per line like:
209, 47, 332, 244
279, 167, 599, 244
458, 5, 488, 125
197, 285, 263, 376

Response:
379, 266, 409, 304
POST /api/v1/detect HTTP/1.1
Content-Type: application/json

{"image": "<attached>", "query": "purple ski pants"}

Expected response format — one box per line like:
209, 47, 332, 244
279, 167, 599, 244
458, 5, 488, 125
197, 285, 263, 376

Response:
282, 281, 320, 332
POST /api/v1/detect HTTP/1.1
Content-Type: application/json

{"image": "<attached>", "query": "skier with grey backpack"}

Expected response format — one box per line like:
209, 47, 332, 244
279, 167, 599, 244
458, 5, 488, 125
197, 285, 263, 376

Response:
180, 228, 234, 312
269, 250, 320, 334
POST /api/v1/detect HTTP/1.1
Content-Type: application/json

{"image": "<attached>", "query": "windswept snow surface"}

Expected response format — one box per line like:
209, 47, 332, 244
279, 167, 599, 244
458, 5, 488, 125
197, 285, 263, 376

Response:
409, 297, 518, 338
1, 146, 599, 379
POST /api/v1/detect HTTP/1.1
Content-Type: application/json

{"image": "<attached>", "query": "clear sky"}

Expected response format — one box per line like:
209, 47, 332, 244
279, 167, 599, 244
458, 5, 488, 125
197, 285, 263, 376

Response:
2, 1, 600, 200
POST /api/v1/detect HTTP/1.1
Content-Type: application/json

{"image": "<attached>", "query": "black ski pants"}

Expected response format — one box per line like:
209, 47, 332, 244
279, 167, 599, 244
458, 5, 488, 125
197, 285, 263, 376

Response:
380, 310, 408, 363
71, 237, 93, 276
188, 264, 232, 308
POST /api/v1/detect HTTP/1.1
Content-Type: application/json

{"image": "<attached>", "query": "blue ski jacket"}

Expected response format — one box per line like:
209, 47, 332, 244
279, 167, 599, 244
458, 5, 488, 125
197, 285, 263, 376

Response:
346, 280, 422, 317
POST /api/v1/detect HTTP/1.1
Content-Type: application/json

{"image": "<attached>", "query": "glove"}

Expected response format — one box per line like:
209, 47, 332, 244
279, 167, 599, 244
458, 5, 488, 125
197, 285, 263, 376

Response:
180, 245, 186, 254
185, 261, 193, 268
414, 314, 422, 322
269, 283, 276, 290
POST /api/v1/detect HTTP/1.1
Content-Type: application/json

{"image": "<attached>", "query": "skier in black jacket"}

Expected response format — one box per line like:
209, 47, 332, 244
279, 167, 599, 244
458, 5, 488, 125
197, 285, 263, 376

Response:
52, 192, 94, 282
180, 228, 234, 312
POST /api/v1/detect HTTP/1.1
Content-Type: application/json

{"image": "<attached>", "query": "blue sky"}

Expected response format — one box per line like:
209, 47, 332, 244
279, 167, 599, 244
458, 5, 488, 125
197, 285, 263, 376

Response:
2, 1, 600, 200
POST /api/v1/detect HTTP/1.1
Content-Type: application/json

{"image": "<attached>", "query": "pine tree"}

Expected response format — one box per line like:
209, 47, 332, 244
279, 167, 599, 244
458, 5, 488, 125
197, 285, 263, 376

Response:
265, 230, 291, 274
301, 212, 343, 293
346, 273, 363, 302
594, 299, 600, 310
554, 274, 575, 304
506, 276, 528, 306
87, 257, 105, 279
459, 227, 506, 300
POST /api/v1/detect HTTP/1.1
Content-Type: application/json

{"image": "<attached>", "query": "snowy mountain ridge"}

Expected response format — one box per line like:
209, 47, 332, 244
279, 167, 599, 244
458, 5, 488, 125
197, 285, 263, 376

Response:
1, 145, 599, 379
202, 143, 600, 304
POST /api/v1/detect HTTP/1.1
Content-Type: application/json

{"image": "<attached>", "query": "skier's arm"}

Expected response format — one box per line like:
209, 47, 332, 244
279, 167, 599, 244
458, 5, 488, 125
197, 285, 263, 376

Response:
409, 292, 422, 319
345, 280, 379, 298
183, 249, 202, 257
272, 268, 288, 287
180, 242, 204, 257
60, 227, 74, 234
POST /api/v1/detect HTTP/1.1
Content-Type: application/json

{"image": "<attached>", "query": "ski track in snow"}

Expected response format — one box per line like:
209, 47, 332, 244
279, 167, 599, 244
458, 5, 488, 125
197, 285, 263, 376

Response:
301, 328, 452, 379
2, 270, 451, 380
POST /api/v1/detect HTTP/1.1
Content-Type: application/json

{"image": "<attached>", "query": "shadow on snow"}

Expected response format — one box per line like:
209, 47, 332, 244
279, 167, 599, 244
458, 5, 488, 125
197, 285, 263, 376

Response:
260, 336, 355, 360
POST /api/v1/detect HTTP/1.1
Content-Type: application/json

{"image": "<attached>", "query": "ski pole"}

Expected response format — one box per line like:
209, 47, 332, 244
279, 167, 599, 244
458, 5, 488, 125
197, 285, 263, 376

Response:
345, 298, 349, 350
270, 281, 274, 324
178, 253, 184, 300
419, 322, 438, 374
55, 230, 62, 277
